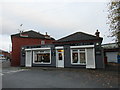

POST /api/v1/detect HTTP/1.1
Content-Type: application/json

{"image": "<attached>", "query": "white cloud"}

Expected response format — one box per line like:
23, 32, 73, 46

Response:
1, 0, 110, 3
0, 2, 2, 35
0, 35, 11, 52
0, 1, 114, 51
2, 17, 20, 35
2, 3, 77, 31
2, 2, 108, 35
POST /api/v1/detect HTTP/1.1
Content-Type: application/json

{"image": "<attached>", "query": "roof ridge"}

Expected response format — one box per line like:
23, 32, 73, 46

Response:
56, 31, 102, 42
76, 31, 103, 38
57, 31, 96, 41
11, 30, 42, 36
11, 30, 55, 40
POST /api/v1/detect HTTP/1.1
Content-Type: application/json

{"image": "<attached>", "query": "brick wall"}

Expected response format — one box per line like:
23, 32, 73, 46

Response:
11, 36, 55, 66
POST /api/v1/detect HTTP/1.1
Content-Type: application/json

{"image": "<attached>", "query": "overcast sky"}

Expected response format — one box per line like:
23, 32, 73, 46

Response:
0, 0, 114, 52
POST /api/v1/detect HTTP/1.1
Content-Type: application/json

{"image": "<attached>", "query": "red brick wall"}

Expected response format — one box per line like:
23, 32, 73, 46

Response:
11, 37, 55, 66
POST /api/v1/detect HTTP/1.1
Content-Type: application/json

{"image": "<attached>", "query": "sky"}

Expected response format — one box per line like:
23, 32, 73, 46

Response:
0, 0, 115, 52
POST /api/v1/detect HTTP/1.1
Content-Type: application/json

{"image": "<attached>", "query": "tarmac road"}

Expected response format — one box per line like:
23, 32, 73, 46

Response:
2, 66, 119, 88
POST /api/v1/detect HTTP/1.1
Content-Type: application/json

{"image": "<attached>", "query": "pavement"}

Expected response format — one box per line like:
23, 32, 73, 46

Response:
0, 60, 10, 68
1, 64, 120, 88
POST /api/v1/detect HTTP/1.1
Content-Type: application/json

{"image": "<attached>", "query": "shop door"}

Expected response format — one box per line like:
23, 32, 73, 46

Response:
56, 49, 64, 68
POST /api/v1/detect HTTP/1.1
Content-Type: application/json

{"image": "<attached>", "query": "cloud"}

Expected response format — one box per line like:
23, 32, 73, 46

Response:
1, 0, 110, 3
0, 34, 11, 51
0, 1, 113, 51
2, 17, 20, 35
2, 2, 107, 36
1, 2, 108, 37
2, 2, 80, 35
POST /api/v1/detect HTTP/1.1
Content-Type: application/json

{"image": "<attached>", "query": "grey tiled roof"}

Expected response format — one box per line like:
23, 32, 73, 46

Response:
56, 32, 103, 42
11, 30, 55, 40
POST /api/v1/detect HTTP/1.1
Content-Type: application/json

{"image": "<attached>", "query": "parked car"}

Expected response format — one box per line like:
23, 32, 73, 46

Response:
0, 56, 8, 63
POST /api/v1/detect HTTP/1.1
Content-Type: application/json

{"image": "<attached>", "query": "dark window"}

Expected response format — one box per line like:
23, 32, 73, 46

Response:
34, 50, 51, 64
72, 49, 86, 64
58, 53, 62, 60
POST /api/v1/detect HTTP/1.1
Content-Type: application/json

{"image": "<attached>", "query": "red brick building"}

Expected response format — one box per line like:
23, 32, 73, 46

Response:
11, 30, 55, 66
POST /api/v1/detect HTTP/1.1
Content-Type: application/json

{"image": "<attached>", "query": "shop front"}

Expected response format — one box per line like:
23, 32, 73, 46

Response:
21, 31, 104, 69
23, 45, 101, 69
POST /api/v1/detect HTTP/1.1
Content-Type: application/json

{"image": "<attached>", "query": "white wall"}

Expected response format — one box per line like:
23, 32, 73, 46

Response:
86, 48, 95, 69
106, 52, 118, 63
25, 51, 32, 67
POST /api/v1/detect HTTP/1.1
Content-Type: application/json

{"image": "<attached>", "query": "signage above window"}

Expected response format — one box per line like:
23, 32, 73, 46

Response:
41, 40, 45, 45
20, 34, 28, 37
57, 50, 64, 52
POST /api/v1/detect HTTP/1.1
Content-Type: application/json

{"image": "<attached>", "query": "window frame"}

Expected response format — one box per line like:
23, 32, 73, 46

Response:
71, 49, 86, 65
33, 49, 51, 64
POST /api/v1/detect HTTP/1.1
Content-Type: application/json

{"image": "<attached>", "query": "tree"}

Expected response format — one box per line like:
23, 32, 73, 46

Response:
108, 1, 120, 46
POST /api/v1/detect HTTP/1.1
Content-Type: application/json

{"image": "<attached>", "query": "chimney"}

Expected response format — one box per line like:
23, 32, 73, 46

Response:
95, 29, 100, 37
20, 30, 23, 34
45, 32, 48, 35
45, 32, 51, 39
20, 30, 22, 34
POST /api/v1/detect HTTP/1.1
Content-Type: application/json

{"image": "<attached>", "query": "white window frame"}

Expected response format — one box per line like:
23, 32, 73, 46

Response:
25, 47, 51, 51
71, 49, 86, 65
70, 45, 94, 49
55, 46, 64, 49
33, 49, 51, 64
70, 45, 95, 67
24, 48, 51, 64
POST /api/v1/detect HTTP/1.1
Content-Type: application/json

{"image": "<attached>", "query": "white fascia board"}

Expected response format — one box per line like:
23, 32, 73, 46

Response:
25, 47, 51, 51
70, 45, 94, 49
25, 49, 32, 51
55, 46, 64, 49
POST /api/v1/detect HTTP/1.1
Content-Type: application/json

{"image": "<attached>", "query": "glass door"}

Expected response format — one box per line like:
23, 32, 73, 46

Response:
56, 49, 64, 68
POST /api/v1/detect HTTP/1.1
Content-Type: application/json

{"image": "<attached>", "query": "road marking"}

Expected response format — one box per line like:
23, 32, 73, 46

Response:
2, 69, 29, 75
5, 69, 25, 73
0, 73, 4, 76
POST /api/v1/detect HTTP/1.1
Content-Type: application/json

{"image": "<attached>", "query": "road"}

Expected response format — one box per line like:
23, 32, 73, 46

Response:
2, 66, 119, 88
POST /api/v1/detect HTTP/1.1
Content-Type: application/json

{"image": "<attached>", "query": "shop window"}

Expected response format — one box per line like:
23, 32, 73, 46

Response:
33, 50, 51, 64
71, 49, 86, 64
80, 53, 86, 63
72, 50, 78, 63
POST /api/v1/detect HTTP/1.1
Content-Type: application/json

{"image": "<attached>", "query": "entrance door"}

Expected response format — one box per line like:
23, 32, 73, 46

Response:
56, 49, 64, 68
25, 51, 32, 67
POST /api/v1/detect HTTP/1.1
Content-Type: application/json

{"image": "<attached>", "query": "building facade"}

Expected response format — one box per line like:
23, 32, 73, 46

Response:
11, 30, 55, 66
21, 31, 104, 69
102, 43, 119, 63
0, 49, 10, 60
